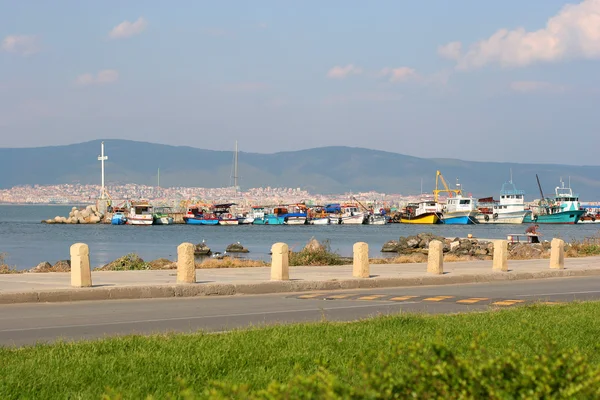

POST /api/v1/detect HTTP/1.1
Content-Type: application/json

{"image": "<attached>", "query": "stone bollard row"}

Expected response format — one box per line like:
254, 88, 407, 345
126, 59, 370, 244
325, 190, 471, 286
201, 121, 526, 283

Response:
427, 240, 443, 275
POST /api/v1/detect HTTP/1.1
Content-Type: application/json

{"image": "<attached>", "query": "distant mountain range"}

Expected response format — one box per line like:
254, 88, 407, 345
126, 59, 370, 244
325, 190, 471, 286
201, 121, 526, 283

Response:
1, 139, 600, 199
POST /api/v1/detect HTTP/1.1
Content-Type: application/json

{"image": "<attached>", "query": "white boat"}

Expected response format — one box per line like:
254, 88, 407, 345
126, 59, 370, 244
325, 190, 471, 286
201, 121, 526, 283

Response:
127, 201, 154, 226
310, 217, 330, 225
365, 214, 386, 225
340, 205, 365, 224
440, 196, 479, 225
476, 181, 531, 224
237, 215, 255, 224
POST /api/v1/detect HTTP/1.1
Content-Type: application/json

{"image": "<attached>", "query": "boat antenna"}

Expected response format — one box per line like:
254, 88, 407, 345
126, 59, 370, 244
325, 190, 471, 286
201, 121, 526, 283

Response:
157, 166, 160, 189
98, 141, 108, 200
229, 140, 240, 196
420, 177, 423, 195
509, 168, 513, 184
536, 174, 545, 201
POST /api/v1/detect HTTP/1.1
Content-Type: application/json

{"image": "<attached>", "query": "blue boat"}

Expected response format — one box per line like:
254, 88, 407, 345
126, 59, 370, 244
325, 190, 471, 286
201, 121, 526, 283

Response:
440, 195, 479, 225
111, 212, 127, 225
525, 178, 585, 224
183, 207, 219, 225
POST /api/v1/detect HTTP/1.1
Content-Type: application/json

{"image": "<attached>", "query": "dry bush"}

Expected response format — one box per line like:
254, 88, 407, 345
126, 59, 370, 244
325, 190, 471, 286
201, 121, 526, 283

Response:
197, 258, 268, 269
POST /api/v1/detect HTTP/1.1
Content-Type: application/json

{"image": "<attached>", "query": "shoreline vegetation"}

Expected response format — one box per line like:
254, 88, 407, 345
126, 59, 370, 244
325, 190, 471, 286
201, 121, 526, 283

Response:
1, 302, 600, 398
2, 234, 600, 274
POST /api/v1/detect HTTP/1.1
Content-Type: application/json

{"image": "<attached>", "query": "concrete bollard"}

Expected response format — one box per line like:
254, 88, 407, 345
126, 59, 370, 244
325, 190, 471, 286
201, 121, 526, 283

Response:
177, 243, 196, 283
70, 243, 92, 287
550, 238, 565, 269
271, 243, 289, 281
427, 240, 444, 275
353, 242, 370, 278
492, 240, 508, 272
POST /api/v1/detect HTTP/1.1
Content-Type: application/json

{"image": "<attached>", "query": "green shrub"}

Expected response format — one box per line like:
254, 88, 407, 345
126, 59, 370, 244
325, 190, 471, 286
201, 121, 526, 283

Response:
288, 240, 346, 266
164, 342, 600, 399
96, 253, 150, 271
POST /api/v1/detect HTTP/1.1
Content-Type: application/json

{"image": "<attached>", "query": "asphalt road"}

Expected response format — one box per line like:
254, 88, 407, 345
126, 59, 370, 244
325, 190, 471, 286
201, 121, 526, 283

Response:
1, 276, 600, 346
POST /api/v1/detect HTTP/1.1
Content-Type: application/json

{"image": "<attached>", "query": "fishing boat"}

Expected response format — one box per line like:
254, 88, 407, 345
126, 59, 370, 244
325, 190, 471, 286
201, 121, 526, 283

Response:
365, 212, 387, 225
264, 206, 287, 225
524, 177, 585, 224
214, 203, 239, 225
440, 195, 479, 224
111, 211, 127, 225
251, 206, 268, 225
401, 202, 442, 224
339, 205, 365, 224
183, 206, 219, 225
153, 206, 174, 225
307, 206, 330, 225
237, 213, 255, 224
127, 201, 154, 226
284, 204, 308, 225
476, 181, 531, 224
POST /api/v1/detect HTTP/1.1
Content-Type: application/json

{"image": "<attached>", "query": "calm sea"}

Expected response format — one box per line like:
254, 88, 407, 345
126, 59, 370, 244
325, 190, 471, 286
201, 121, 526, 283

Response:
0, 205, 598, 270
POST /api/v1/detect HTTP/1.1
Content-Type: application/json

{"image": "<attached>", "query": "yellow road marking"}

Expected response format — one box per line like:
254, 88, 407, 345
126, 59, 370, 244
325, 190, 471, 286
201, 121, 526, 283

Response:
358, 295, 387, 301
297, 294, 321, 299
492, 300, 526, 306
423, 296, 455, 302
327, 294, 354, 299
389, 296, 419, 301
456, 298, 490, 304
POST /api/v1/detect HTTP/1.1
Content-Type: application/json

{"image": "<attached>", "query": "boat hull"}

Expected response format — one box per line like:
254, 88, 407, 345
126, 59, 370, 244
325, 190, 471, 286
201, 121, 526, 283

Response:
219, 219, 239, 226
476, 210, 530, 224
285, 217, 307, 225
441, 211, 478, 225
310, 218, 330, 225
184, 217, 219, 225
401, 213, 439, 224
153, 217, 174, 225
238, 217, 255, 224
341, 215, 365, 224
252, 218, 267, 225
365, 215, 386, 225
266, 215, 285, 225
525, 210, 585, 224
127, 217, 153, 226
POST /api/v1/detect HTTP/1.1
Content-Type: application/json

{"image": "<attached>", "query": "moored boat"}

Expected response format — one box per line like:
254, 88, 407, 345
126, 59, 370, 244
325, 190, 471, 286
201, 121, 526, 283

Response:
440, 195, 479, 224
339, 205, 365, 224
525, 178, 585, 224
111, 211, 127, 225
476, 181, 531, 224
183, 206, 219, 225
401, 202, 441, 224
153, 206, 174, 225
127, 201, 154, 226
214, 203, 239, 225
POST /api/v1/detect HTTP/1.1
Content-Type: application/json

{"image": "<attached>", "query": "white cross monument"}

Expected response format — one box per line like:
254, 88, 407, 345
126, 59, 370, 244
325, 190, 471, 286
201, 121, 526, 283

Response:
98, 141, 108, 200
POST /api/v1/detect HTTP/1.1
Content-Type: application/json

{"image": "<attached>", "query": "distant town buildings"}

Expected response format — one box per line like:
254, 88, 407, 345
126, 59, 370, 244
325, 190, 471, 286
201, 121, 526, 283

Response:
0, 184, 418, 210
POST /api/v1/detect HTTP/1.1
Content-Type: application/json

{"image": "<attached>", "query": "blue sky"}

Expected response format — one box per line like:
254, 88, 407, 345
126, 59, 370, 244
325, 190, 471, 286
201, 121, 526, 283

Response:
2, 0, 600, 164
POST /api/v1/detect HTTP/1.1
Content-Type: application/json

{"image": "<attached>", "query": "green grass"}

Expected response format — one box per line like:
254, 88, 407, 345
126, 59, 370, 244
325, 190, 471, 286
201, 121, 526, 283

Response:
1, 302, 600, 398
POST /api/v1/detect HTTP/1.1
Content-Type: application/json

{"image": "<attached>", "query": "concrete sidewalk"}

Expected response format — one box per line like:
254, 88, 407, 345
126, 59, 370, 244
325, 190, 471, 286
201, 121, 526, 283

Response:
1, 256, 600, 304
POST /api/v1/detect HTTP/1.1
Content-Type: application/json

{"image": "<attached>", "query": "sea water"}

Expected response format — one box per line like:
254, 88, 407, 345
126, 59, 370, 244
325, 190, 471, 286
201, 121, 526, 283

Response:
0, 205, 598, 270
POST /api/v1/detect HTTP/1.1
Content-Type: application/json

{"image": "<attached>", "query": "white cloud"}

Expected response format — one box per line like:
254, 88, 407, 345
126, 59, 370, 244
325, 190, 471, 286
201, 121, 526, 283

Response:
326, 64, 363, 79
109, 17, 148, 39
379, 67, 418, 83
1, 35, 40, 55
75, 70, 119, 86
510, 80, 567, 93
442, 0, 600, 70
437, 41, 462, 60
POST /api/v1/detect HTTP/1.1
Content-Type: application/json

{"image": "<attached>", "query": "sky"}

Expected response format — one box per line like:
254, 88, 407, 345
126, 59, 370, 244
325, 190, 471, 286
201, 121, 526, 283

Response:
1, 0, 600, 165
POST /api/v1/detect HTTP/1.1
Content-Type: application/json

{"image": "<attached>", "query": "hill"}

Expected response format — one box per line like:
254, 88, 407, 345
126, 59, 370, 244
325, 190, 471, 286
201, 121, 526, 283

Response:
1, 139, 600, 199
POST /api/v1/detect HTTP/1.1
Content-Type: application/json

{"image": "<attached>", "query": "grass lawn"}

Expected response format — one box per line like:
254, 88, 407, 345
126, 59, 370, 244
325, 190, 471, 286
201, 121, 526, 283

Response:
1, 302, 600, 398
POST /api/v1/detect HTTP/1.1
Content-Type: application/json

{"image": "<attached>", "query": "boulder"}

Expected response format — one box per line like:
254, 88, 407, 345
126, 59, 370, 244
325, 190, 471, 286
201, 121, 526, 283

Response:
52, 260, 71, 272
89, 215, 101, 224
226, 242, 250, 253
381, 240, 400, 252
397, 237, 409, 250
458, 239, 473, 251
54, 216, 62, 223
194, 243, 212, 256
450, 241, 460, 252
406, 236, 420, 248
29, 261, 53, 273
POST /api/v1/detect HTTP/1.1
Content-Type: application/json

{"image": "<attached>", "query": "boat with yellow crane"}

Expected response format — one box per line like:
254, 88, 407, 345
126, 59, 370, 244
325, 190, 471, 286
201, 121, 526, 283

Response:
433, 170, 479, 224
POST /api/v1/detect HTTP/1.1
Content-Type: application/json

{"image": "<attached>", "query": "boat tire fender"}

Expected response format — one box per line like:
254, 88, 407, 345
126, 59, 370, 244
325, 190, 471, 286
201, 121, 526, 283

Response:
484, 214, 490, 222
226, 213, 232, 219
493, 213, 498, 220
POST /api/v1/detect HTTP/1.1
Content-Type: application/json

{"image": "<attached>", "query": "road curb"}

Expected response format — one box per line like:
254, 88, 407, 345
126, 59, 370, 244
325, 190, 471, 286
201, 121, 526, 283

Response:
2, 268, 600, 305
